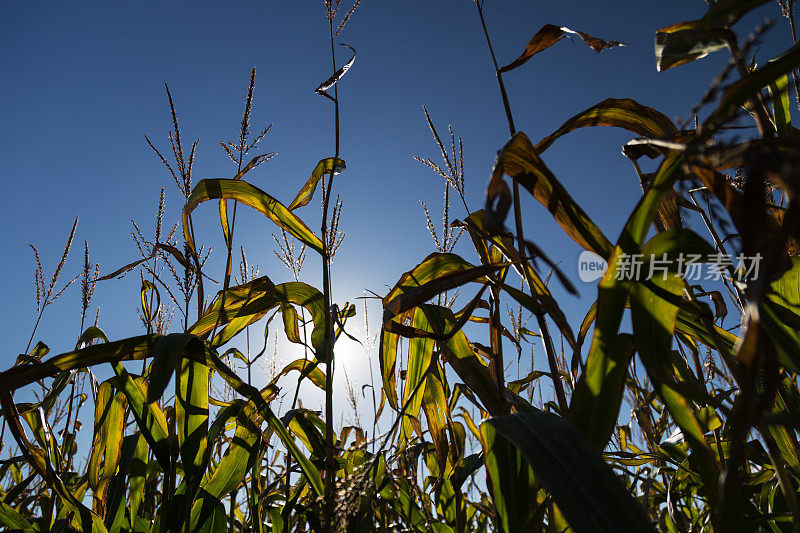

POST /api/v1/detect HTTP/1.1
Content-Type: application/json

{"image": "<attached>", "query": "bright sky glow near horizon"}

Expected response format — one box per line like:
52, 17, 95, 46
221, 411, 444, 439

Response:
0, 1, 791, 427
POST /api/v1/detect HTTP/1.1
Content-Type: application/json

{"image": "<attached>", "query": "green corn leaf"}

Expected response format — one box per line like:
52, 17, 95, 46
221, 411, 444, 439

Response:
379, 326, 402, 411
175, 356, 209, 491
103, 434, 140, 533
110, 361, 171, 471
769, 74, 792, 136
0, 502, 35, 532
423, 305, 507, 416
482, 412, 654, 532
403, 308, 436, 441
200, 346, 324, 496
568, 151, 684, 449
0, 335, 160, 391
127, 434, 149, 530
283, 409, 326, 459
88, 380, 127, 514
630, 234, 720, 504
191, 411, 264, 527
189, 279, 327, 356
379, 477, 453, 533
762, 256, 800, 373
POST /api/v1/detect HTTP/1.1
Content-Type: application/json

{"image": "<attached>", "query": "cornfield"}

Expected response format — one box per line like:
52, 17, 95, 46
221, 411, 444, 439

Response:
5, 0, 800, 531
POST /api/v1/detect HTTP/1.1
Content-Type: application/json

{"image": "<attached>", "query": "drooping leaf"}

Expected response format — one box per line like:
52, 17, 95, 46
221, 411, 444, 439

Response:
140, 279, 160, 326
655, 28, 731, 72
459, 211, 577, 349
183, 178, 323, 255
288, 158, 346, 211
492, 132, 614, 259
535, 98, 677, 154
383, 252, 506, 325
0, 335, 160, 391
189, 279, 327, 356
500, 24, 625, 73
275, 358, 326, 390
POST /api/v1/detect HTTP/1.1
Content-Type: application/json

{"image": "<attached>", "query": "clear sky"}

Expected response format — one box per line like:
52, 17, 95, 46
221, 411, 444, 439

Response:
0, 1, 788, 416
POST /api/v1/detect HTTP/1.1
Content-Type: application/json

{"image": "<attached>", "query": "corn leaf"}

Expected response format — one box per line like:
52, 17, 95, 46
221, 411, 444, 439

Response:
288, 157, 346, 211
704, 40, 800, 132
183, 178, 323, 255
190, 279, 327, 356
88, 380, 127, 515
110, 362, 171, 471
655, 0, 771, 70
0, 335, 160, 391
482, 412, 654, 532
500, 24, 624, 73
535, 98, 677, 154
493, 132, 614, 258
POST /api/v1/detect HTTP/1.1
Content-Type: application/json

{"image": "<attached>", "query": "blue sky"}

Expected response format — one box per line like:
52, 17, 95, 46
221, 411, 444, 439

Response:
0, 1, 788, 417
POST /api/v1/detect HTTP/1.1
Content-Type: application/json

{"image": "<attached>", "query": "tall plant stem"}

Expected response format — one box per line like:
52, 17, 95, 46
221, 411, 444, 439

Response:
475, 2, 516, 137
321, 15, 340, 533
475, 2, 567, 411
513, 182, 568, 412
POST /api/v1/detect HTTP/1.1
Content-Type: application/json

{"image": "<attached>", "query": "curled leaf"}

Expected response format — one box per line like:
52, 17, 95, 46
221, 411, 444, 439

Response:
315, 43, 356, 101
288, 158, 346, 211
500, 25, 625, 73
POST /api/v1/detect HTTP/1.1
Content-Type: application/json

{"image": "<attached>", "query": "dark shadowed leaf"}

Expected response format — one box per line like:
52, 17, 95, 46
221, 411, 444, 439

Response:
493, 132, 614, 258
500, 25, 625, 73
704, 40, 800, 132
483, 412, 654, 532
655, 0, 771, 71
535, 98, 677, 154
315, 44, 356, 101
